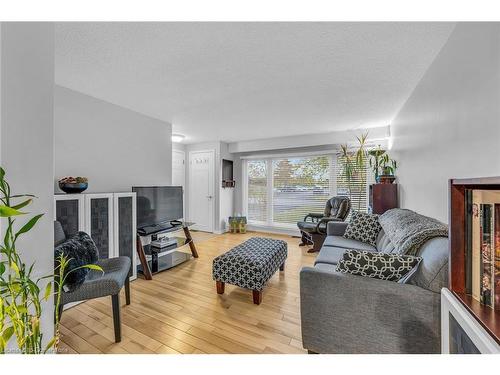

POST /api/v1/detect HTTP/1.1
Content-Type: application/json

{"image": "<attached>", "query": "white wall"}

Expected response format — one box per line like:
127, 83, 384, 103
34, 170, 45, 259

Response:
391, 23, 500, 223
55, 86, 172, 193
228, 125, 390, 153
219, 142, 234, 232
0, 22, 55, 347
172, 142, 186, 152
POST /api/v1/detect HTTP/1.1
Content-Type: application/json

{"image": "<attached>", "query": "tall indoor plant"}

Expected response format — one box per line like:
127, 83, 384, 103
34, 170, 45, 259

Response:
339, 132, 368, 211
0, 167, 100, 353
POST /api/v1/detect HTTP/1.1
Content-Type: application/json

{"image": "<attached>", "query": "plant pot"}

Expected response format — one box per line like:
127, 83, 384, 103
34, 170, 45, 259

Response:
378, 175, 396, 184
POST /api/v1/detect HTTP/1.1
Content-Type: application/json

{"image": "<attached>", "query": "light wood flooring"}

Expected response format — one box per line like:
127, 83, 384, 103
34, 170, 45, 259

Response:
59, 231, 316, 354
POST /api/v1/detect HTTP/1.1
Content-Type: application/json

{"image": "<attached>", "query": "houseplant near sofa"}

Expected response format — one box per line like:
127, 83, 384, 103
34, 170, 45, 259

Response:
368, 146, 397, 184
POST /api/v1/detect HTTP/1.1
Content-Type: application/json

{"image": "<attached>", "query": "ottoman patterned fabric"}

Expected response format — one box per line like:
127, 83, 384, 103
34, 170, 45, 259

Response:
212, 237, 288, 291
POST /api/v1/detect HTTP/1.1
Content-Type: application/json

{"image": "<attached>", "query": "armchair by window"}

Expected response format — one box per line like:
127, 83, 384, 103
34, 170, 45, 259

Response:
297, 197, 351, 253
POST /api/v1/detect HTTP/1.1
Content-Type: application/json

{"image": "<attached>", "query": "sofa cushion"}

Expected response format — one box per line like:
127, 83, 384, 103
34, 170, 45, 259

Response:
323, 235, 377, 252
326, 221, 349, 236
314, 262, 338, 273
375, 229, 396, 253
343, 211, 382, 247
314, 246, 349, 266
406, 237, 449, 293
335, 249, 422, 282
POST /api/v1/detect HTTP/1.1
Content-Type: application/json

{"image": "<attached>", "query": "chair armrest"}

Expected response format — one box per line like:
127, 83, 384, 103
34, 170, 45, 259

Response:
326, 221, 348, 236
303, 213, 324, 222
299, 267, 441, 353
316, 217, 342, 234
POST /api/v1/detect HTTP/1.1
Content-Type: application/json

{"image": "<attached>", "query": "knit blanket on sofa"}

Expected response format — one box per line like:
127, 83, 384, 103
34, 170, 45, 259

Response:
378, 208, 448, 255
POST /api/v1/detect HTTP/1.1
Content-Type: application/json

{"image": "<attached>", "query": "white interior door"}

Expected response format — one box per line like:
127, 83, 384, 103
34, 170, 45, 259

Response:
189, 150, 214, 232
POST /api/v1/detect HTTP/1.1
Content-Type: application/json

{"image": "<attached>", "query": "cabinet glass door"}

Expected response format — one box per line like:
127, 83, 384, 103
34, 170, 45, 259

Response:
85, 194, 114, 260
114, 193, 137, 279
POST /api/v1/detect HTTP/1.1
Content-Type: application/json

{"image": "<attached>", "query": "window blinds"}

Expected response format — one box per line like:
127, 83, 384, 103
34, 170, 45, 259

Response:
247, 160, 268, 223
272, 156, 331, 225
246, 153, 372, 228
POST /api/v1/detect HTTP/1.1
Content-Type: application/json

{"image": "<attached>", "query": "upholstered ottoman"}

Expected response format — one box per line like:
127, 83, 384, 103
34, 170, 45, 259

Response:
212, 237, 288, 305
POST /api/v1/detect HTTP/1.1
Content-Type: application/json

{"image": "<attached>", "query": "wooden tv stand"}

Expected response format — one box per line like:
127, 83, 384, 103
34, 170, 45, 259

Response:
136, 221, 198, 280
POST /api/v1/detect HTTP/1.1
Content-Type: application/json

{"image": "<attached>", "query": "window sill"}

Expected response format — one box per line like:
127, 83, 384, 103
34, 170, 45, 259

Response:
247, 222, 300, 237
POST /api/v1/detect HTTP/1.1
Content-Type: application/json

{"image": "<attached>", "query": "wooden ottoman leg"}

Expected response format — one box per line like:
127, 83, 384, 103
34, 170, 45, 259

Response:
216, 281, 225, 294
280, 262, 285, 271
252, 290, 262, 305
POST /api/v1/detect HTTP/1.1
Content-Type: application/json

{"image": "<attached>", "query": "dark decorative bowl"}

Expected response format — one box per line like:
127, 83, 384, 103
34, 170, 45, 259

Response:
59, 182, 88, 194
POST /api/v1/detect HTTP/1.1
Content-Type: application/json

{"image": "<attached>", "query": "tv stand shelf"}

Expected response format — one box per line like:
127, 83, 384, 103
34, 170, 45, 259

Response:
136, 221, 198, 280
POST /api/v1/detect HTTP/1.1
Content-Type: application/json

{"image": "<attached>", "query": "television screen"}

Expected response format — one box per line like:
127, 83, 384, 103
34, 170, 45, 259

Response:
132, 186, 183, 228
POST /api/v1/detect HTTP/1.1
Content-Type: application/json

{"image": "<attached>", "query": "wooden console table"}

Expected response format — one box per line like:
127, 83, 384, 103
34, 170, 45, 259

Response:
136, 221, 198, 280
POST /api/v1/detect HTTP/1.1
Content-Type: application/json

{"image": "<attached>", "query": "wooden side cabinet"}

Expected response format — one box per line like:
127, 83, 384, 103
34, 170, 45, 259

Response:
369, 184, 398, 214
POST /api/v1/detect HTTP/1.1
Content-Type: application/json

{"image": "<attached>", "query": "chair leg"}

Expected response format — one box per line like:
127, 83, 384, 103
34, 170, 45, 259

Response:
299, 231, 309, 246
125, 276, 131, 305
111, 294, 121, 343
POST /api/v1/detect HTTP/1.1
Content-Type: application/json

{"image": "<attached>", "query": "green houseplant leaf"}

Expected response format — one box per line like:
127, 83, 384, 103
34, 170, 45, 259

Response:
0, 205, 25, 217
11, 199, 32, 211
43, 282, 52, 302
14, 214, 44, 241
1, 326, 14, 345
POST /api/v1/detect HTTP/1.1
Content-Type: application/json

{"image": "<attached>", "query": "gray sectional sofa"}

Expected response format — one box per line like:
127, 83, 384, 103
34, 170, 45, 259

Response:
300, 210, 449, 354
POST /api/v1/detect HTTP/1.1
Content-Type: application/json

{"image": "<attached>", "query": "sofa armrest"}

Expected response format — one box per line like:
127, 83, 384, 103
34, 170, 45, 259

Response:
326, 221, 348, 236
299, 267, 441, 354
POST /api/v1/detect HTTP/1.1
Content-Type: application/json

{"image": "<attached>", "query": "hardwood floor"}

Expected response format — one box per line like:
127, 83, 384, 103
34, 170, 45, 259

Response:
59, 231, 316, 354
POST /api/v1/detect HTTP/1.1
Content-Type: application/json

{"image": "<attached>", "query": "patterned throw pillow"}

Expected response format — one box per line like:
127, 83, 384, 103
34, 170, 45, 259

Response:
343, 211, 382, 246
335, 249, 422, 282
54, 232, 99, 292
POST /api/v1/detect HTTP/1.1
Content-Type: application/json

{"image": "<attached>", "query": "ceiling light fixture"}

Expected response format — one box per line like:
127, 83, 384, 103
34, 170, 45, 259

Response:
171, 133, 185, 143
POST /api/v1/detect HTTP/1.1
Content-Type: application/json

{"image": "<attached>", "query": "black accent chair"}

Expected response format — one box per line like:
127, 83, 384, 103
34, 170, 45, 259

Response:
297, 197, 351, 253
54, 221, 131, 343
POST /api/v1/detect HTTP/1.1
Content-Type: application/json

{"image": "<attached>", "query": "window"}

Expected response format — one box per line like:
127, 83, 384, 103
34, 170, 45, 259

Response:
272, 156, 330, 225
247, 160, 268, 223
245, 153, 372, 228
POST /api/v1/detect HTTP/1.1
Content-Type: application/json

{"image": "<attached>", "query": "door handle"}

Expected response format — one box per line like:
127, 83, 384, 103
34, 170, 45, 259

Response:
207, 195, 213, 199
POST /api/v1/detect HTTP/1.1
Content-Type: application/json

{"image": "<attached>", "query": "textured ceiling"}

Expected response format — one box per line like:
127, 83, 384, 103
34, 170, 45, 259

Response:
55, 22, 455, 144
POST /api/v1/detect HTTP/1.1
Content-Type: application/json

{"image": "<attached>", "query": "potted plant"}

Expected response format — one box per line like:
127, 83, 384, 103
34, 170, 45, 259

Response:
379, 153, 397, 184
368, 147, 397, 184
368, 146, 386, 183
0, 167, 101, 354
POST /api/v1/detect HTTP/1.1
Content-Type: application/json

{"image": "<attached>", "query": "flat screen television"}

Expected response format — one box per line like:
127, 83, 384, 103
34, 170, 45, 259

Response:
132, 186, 183, 229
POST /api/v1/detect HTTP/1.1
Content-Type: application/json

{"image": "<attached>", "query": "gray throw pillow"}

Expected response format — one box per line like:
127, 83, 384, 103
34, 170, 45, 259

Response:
54, 232, 99, 292
343, 211, 381, 246
336, 249, 422, 282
